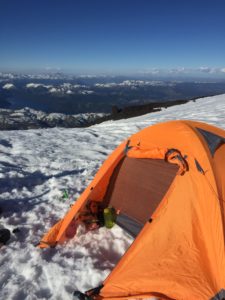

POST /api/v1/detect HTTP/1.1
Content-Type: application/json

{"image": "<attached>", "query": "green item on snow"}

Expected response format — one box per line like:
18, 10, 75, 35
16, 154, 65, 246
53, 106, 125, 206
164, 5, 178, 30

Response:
103, 207, 117, 229
62, 190, 69, 200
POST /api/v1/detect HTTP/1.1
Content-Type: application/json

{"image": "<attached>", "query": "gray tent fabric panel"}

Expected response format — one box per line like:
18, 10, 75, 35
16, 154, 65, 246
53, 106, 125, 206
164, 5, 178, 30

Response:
103, 157, 178, 225
211, 289, 225, 300
196, 127, 225, 156
116, 213, 143, 237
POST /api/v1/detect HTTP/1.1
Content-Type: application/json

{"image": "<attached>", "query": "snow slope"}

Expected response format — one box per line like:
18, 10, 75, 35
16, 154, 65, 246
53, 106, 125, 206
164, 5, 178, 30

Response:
0, 94, 225, 299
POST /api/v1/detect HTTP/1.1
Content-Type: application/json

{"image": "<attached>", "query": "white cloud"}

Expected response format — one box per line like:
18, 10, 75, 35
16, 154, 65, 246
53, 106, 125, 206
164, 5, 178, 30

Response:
2, 83, 15, 89
169, 67, 187, 74
61, 83, 72, 89
49, 87, 60, 93
198, 67, 225, 74
73, 84, 82, 88
79, 90, 94, 95
26, 83, 42, 88
138, 68, 161, 75
150, 68, 160, 74
26, 83, 53, 89
198, 67, 214, 73
94, 80, 170, 88
139, 66, 225, 76
66, 90, 73, 94
95, 83, 117, 88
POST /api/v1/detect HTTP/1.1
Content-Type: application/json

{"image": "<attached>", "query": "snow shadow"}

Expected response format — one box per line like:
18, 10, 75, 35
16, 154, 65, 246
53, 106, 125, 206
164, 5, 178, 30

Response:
40, 247, 58, 261
0, 139, 12, 148
0, 191, 48, 217
0, 161, 24, 171
86, 129, 99, 138
0, 191, 51, 246
0, 169, 85, 193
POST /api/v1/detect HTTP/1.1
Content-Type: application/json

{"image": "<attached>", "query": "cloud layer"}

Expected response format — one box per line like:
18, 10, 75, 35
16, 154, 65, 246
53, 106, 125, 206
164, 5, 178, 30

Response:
139, 67, 225, 76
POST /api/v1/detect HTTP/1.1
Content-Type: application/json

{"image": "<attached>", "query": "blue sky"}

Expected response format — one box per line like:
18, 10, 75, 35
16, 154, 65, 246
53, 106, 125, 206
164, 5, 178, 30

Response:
0, 0, 225, 77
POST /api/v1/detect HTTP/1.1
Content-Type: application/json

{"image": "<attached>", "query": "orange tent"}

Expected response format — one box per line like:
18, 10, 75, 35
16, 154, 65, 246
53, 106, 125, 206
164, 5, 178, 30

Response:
38, 120, 225, 300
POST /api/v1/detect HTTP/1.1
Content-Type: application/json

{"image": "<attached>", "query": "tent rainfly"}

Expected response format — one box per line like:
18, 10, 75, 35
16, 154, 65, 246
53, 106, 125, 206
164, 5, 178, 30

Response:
38, 120, 225, 300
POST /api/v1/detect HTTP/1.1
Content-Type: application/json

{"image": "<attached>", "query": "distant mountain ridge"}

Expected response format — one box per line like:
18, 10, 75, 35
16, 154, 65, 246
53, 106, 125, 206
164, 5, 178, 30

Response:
0, 107, 106, 130
0, 98, 192, 130
1, 74, 225, 114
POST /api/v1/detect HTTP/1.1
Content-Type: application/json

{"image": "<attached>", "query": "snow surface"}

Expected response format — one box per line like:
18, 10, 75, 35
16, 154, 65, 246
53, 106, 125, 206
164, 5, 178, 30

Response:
0, 94, 225, 299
